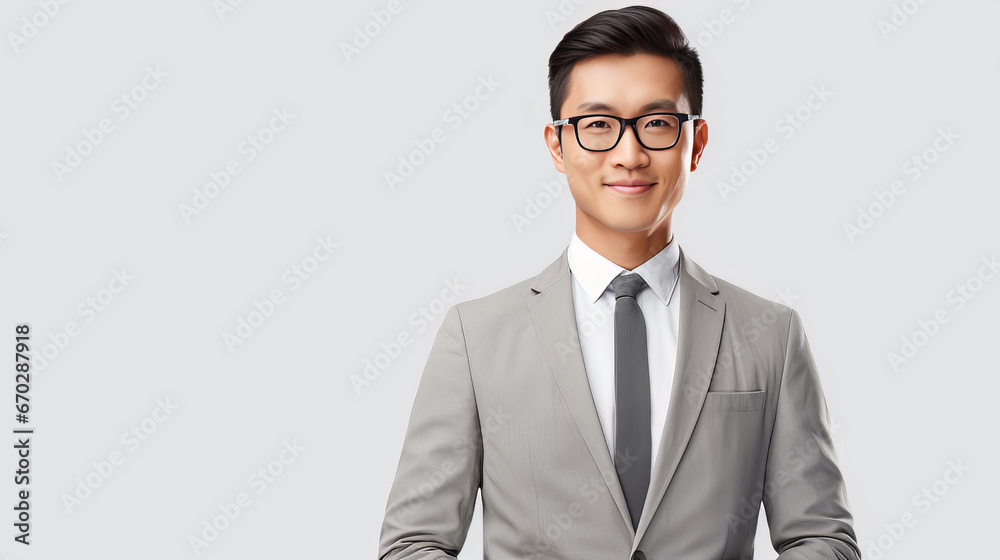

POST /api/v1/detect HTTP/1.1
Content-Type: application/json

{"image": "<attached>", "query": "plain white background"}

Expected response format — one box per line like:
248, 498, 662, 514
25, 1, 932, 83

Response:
1, 0, 997, 558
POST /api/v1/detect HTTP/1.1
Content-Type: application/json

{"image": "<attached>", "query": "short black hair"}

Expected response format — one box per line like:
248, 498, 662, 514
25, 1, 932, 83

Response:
547, 5, 703, 122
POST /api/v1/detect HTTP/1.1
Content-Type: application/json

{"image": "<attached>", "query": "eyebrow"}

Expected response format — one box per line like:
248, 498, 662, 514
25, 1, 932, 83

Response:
576, 98, 678, 114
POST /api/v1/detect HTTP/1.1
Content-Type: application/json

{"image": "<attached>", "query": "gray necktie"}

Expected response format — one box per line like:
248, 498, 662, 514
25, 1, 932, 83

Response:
611, 272, 651, 531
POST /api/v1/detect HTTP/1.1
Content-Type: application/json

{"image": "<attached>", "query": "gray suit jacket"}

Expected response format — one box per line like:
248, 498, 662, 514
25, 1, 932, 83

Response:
379, 245, 860, 560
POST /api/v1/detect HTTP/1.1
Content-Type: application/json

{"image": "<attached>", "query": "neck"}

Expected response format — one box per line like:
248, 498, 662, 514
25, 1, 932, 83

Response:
575, 216, 673, 271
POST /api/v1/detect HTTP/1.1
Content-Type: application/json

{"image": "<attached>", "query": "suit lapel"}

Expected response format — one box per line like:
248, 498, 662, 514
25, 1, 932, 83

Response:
633, 246, 724, 547
527, 246, 635, 534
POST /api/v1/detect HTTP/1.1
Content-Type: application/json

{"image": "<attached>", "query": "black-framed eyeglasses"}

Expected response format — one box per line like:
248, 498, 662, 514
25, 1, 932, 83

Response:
553, 112, 702, 152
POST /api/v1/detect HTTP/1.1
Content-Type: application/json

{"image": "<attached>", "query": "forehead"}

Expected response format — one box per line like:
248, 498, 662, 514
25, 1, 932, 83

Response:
563, 52, 687, 115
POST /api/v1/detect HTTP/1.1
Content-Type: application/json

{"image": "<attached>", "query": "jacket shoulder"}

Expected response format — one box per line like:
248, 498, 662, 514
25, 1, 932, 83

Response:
448, 271, 538, 333
709, 273, 797, 340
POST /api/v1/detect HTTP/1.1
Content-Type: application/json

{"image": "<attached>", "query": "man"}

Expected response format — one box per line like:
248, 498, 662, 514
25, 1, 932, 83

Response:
379, 6, 859, 560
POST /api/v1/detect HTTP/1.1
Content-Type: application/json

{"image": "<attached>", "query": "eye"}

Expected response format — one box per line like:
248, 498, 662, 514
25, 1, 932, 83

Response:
585, 120, 611, 129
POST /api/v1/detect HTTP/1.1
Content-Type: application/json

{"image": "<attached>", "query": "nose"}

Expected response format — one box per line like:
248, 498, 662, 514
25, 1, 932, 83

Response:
609, 123, 649, 168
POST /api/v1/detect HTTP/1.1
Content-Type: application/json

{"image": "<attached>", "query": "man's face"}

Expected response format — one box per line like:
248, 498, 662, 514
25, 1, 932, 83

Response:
544, 53, 708, 241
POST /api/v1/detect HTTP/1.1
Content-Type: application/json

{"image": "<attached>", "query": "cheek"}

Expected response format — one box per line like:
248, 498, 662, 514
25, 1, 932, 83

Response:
675, 134, 695, 160
652, 154, 685, 176
566, 151, 602, 179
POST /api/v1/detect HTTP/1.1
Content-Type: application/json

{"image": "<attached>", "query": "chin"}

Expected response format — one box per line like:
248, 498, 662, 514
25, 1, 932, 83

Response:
602, 218, 658, 233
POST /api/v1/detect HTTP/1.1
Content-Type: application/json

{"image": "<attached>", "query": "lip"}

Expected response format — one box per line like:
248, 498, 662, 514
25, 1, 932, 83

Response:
605, 182, 654, 194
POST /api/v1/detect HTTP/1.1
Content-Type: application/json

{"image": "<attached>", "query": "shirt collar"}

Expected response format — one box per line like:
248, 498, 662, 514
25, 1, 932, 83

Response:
567, 230, 680, 306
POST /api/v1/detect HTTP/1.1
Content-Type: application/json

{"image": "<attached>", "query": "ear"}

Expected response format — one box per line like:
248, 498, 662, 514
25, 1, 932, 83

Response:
544, 123, 566, 174
690, 119, 708, 172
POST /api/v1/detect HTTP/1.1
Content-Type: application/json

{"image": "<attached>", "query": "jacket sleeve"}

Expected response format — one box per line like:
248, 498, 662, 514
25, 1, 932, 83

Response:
378, 305, 483, 560
764, 308, 862, 560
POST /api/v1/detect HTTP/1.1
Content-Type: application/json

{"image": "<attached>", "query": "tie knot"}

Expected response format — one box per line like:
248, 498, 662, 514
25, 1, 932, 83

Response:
611, 273, 647, 300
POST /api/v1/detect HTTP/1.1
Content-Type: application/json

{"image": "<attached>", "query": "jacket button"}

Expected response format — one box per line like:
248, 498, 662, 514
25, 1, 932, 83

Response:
632, 552, 646, 560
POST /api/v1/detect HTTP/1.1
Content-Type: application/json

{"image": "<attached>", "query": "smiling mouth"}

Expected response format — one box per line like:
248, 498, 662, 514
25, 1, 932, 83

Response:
605, 183, 654, 194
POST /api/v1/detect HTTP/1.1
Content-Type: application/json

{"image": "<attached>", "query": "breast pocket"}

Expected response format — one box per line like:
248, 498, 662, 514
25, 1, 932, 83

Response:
689, 390, 768, 502
703, 390, 765, 412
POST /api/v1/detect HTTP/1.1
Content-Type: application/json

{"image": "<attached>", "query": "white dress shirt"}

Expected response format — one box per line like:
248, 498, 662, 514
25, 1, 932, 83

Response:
566, 231, 681, 483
